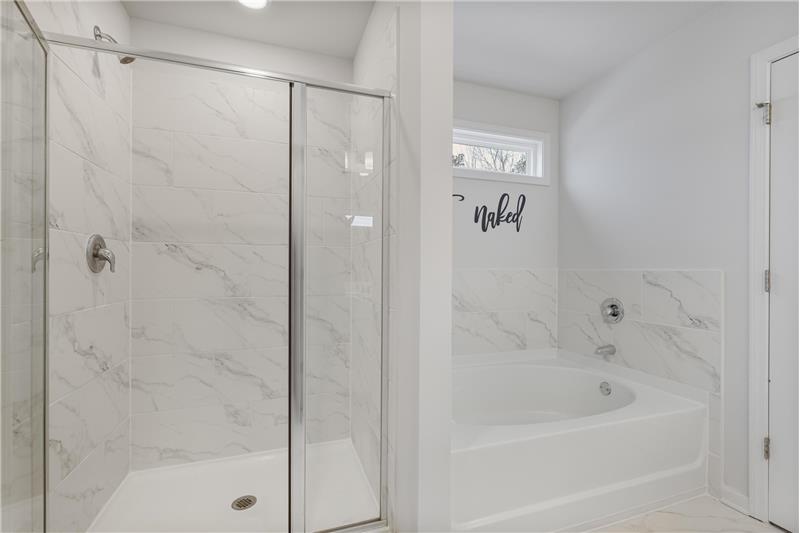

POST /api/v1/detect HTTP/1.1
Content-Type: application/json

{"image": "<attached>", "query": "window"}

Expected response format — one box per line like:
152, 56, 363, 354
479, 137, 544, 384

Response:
452, 121, 549, 185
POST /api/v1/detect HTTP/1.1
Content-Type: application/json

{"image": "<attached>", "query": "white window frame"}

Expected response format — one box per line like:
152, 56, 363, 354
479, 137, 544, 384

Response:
452, 119, 550, 186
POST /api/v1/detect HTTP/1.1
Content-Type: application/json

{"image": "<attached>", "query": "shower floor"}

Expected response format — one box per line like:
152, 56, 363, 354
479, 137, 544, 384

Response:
89, 439, 379, 532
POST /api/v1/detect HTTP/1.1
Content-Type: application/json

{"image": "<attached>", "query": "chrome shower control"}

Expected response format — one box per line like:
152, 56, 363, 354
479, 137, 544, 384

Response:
600, 297, 624, 324
86, 234, 115, 273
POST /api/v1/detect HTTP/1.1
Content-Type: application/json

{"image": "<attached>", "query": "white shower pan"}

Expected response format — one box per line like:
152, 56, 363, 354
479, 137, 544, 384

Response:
451, 353, 707, 532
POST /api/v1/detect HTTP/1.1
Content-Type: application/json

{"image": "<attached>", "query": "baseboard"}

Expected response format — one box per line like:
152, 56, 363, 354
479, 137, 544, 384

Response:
721, 484, 750, 515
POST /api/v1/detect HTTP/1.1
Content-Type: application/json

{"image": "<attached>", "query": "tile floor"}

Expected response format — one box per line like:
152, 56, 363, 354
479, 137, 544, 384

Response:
598, 496, 784, 532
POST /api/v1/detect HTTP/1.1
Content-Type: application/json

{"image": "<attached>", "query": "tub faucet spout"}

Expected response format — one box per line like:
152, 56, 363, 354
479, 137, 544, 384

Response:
595, 344, 616, 357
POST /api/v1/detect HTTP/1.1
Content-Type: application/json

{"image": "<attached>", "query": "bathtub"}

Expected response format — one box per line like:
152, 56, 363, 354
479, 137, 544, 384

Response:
451, 353, 707, 532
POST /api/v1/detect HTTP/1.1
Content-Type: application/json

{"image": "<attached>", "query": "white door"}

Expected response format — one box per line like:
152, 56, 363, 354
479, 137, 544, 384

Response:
768, 51, 798, 533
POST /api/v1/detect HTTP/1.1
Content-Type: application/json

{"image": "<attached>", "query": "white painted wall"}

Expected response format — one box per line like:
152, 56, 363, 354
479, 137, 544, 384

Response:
453, 80, 559, 269
559, 1, 798, 505
130, 18, 352, 83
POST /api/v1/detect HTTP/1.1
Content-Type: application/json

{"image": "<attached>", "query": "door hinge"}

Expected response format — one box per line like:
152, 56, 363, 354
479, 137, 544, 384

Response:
764, 436, 771, 460
764, 269, 771, 293
756, 102, 772, 125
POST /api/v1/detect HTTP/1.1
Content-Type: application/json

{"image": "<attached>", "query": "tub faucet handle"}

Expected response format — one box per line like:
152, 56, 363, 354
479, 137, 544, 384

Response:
600, 297, 625, 324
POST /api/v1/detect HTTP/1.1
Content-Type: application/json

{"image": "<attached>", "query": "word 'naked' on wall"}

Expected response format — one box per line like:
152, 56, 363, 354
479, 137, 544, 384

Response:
454, 193, 526, 232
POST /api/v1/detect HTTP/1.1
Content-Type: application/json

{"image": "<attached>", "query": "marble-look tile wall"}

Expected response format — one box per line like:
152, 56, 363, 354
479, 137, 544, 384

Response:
129, 61, 298, 469
452, 268, 558, 356
348, 92, 385, 499
304, 87, 356, 447
46, 45, 132, 531
557, 269, 723, 494
0, 4, 46, 531
352, 2, 396, 516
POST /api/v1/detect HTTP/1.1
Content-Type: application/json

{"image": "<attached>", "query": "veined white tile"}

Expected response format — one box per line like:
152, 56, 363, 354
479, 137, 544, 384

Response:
351, 295, 382, 371
131, 402, 286, 470
131, 297, 288, 357
322, 197, 351, 246
306, 295, 350, 346
132, 242, 288, 298
557, 310, 614, 355
307, 393, 350, 443
102, 420, 130, 508
48, 231, 130, 316
48, 362, 129, 487
307, 146, 350, 199
132, 128, 173, 186
48, 141, 130, 241
213, 347, 289, 403
559, 270, 642, 318
52, 45, 131, 124
351, 240, 382, 299
453, 311, 526, 356
525, 308, 558, 349
49, 302, 130, 402
614, 320, 721, 393
307, 343, 350, 396
132, 186, 289, 245
453, 268, 556, 313
307, 88, 351, 151
172, 133, 288, 194
307, 196, 325, 246
48, 443, 107, 533
133, 65, 289, 143
351, 175, 383, 246
50, 56, 130, 180
132, 348, 288, 414
643, 270, 722, 331
132, 353, 219, 413
306, 246, 351, 296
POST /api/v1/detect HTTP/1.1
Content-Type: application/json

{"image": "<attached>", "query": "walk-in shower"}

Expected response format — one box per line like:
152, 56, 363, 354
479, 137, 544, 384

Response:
0, 1, 390, 531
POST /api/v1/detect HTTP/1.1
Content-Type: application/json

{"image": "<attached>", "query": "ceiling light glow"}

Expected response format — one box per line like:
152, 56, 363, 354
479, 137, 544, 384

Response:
238, 0, 268, 9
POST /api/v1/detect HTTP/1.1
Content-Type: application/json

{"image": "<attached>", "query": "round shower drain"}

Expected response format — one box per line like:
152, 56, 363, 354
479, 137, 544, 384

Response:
231, 495, 257, 511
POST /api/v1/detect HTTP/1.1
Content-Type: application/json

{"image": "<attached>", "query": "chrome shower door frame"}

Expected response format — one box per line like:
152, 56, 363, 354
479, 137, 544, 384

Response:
37, 28, 391, 533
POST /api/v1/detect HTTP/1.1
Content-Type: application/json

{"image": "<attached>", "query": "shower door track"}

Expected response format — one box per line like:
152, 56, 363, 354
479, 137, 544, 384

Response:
39, 28, 391, 533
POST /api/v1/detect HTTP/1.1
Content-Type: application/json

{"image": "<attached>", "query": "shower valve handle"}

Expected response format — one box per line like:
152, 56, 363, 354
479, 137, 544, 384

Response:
86, 234, 115, 273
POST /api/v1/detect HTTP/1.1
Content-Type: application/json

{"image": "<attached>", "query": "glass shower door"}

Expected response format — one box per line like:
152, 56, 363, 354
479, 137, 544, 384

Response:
297, 85, 386, 532
0, 2, 47, 532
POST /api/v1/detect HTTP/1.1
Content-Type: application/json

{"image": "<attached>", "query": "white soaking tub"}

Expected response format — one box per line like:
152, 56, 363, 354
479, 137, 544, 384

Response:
451, 353, 707, 532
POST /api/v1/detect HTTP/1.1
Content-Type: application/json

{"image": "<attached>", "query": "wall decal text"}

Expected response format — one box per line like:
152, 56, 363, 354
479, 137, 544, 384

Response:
474, 193, 526, 232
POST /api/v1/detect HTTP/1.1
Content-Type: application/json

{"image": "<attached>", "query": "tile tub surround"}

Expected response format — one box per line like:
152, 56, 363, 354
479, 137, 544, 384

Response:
452, 268, 557, 356
46, 46, 132, 532
557, 269, 723, 502
558, 269, 723, 392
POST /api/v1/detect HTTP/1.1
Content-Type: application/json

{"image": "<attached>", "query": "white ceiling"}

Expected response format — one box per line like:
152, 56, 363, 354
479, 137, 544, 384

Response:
455, 2, 713, 99
123, 1, 374, 59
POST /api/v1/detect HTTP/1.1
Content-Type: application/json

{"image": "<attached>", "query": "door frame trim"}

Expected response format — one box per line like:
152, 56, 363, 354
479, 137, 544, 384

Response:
748, 36, 798, 522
